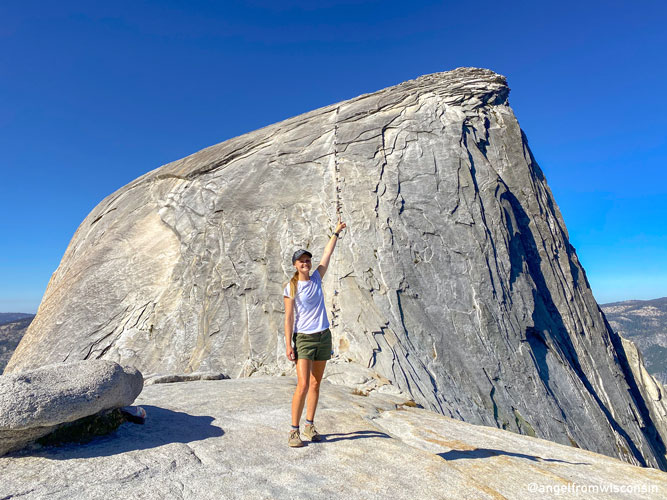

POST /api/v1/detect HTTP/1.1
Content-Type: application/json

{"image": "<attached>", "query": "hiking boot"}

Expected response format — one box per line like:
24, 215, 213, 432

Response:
288, 429, 304, 447
303, 423, 322, 442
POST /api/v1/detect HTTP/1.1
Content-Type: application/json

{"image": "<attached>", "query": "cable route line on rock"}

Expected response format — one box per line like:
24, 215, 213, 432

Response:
331, 106, 343, 329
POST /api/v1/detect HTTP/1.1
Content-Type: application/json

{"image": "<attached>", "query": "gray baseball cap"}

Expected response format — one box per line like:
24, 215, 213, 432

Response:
291, 249, 312, 264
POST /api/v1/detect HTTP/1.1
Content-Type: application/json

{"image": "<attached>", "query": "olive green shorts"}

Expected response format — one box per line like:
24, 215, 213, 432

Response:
293, 328, 332, 361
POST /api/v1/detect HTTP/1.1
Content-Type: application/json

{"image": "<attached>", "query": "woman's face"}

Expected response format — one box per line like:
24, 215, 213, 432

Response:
294, 255, 312, 274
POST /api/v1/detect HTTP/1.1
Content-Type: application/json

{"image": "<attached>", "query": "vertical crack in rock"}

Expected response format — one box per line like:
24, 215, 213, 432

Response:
7, 67, 667, 470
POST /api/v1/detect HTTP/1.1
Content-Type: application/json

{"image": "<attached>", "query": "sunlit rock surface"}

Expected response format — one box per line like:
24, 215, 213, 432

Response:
6, 67, 667, 469
620, 337, 667, 446
1, 378, 665, 500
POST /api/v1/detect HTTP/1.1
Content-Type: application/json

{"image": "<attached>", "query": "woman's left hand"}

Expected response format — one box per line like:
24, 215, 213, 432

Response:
335, 221, 347, 234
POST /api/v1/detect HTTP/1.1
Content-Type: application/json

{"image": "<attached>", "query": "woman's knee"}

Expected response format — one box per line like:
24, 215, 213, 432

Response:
296, 379, 310, 394
308, 378, 321, 392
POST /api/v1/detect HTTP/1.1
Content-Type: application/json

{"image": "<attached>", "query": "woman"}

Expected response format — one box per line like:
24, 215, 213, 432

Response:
283, 220, 347, 447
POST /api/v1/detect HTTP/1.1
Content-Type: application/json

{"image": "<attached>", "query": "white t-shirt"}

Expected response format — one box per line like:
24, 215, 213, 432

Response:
283, 269, 330, 334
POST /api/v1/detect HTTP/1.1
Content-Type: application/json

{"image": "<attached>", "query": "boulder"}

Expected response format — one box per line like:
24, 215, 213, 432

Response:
0, 360, 143, 455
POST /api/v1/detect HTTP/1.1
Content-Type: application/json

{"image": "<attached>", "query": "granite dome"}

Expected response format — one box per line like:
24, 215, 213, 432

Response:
6, 67, 666, 470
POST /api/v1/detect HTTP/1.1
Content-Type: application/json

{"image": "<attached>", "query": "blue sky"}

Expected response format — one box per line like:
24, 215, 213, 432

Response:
1, 0, 666, 313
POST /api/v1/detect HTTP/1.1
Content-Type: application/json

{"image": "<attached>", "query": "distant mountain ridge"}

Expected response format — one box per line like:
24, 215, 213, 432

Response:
0, 313, 34, 326
0, 315, 34, 373
601, 297, 667, 384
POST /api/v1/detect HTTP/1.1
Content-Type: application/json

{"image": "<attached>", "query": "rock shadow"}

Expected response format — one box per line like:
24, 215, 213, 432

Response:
438, 447, 589, 465
20, 405, 224, 460
321, 430, 391, 443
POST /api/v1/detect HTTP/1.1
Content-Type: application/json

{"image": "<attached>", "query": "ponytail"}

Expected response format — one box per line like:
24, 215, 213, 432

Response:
289, 271, 299, 298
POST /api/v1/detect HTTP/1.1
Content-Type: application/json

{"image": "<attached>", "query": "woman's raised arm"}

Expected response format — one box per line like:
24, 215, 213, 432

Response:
316, 220, 346, 279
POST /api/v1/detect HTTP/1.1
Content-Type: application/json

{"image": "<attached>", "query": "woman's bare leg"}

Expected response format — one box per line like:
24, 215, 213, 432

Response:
306, 360, 327, 422
292, 359, 312, 427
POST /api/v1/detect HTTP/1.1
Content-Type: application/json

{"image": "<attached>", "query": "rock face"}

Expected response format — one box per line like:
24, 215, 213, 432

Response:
602, 297, 667, 384
6, 67, 667, 469
1, 378, 666, 500
620, 337, 667, 448
0, 360, 143, 455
